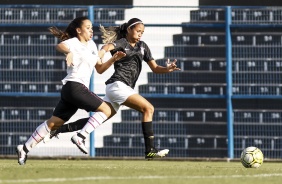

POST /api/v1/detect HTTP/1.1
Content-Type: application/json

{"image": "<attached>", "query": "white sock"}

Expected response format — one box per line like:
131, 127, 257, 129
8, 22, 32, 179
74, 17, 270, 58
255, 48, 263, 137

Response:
25, 121, 50, 151
79, 112, 107, 137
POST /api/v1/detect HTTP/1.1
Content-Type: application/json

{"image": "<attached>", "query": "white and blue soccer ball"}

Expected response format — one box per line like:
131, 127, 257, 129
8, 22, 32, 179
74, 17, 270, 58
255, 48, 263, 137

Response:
240, 146, 264, 168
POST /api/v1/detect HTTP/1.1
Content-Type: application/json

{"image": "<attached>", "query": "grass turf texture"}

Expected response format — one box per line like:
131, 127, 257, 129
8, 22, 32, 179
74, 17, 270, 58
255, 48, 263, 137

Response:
0, 159, 282, 184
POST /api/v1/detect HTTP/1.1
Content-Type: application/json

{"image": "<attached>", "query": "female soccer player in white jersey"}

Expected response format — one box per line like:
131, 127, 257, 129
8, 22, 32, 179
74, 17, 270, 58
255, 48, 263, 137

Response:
16, 16, 125, 165
53, 18, 180, 159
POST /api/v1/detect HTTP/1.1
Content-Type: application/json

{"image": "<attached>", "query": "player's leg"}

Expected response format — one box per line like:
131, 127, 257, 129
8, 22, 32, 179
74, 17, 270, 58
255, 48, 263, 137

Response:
16, 119, 53, 165
101, 81, 169, 159
122, 94, 169, 159
16, 116, 66, 165
48, 118, 88, 139
49, 102, 116, 139
69, 85, 116, 154
71, 102, 116, 154
16, 100, 77, 165
16, 82, 78, 165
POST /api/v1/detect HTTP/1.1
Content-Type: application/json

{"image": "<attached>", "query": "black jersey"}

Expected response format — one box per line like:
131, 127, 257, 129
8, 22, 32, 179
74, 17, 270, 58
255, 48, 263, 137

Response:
106, 38, 154, 88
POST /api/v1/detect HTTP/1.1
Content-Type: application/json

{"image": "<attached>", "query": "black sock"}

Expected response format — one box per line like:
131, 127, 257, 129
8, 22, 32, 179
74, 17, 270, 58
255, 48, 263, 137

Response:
55, 124, 68, 133
56, 118, 89, 133
142, 121, 154, 153
67, 118, 88, 132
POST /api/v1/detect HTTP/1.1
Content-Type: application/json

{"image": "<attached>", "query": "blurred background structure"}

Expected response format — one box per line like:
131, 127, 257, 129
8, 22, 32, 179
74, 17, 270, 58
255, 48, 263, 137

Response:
1, 0, 282, 159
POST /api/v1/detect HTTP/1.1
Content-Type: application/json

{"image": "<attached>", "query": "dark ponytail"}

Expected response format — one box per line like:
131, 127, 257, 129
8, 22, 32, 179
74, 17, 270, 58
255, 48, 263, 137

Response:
100, 18, 143, 44
49, 16, 89, 41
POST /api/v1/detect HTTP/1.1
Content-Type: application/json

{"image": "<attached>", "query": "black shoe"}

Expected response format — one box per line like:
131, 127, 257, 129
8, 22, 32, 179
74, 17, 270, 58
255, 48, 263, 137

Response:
145, 148, 169, 159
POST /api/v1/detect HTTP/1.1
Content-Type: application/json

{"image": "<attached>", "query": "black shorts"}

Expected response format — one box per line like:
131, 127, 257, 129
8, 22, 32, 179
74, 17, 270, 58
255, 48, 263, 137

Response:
53, 81, 103, 122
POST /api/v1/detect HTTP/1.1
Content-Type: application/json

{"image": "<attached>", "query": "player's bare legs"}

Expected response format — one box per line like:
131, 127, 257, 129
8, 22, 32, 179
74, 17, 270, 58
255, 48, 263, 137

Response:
123, 94, 169, 159
123, 93, 154, 121
47, 116, 65, 130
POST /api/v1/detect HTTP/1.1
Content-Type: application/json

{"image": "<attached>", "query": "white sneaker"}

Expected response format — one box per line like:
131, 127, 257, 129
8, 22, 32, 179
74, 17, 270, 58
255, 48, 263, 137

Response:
156, 149, 169, 157
71, 134, 88, 154
16, 145, 27, 165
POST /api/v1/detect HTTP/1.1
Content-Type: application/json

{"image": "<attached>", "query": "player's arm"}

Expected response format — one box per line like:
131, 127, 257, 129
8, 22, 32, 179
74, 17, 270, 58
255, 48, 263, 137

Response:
56, 42, 69, 55
95, 51, 126, 74
147, 59, 180, 74
98, 43, 115, 59
56, 42, 73, 67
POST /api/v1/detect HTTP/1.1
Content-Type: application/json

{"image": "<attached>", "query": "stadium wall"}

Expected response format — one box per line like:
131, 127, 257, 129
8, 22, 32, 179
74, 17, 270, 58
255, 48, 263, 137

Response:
2, 0, 281, 6
0, 0, 133, 5
199, 0, 282, 6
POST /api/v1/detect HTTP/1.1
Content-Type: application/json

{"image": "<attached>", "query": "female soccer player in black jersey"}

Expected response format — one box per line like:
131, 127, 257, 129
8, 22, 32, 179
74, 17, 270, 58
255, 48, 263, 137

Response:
52, 18, 180, 159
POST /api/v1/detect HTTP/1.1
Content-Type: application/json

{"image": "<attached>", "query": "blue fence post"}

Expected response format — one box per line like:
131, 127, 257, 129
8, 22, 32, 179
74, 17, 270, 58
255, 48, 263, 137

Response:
225, 6, 234, 159
88, 5, 95, 157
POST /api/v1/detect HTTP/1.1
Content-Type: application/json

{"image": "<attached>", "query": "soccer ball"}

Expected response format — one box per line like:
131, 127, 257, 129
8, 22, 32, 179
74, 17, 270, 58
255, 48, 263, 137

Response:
240, 146, 264, 168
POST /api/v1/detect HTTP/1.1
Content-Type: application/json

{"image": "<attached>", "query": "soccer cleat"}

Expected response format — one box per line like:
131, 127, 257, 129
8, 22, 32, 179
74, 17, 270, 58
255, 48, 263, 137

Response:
71, 134, 88, 154
16, 145, 27, 165
156, 149, 170, 157
145, 148, 169, 159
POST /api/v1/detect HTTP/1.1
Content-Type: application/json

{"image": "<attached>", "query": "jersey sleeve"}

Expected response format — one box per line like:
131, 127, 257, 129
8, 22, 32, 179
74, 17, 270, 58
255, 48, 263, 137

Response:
61, 38, 74, 52
142, 42, 154, 62
110, 38, 127, 55
113, 38, 127, 49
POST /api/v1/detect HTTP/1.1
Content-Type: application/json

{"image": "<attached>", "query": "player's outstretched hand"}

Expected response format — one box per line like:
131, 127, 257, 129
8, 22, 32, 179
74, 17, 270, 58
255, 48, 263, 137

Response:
166, 59, 181, 72
113, 51, 126, 62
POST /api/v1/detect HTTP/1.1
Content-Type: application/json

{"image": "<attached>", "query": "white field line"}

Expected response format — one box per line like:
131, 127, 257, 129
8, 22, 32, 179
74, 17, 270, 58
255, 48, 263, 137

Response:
1, 173, 282, 183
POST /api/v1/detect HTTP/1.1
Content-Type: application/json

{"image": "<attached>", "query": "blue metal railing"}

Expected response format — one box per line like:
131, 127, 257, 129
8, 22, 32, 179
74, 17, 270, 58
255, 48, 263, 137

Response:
225, 6, 234, 159
88, 5, 95, 157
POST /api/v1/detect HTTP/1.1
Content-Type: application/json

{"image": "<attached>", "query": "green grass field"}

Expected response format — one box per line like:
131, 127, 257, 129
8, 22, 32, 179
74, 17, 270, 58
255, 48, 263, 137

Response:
0, 159, 281, 184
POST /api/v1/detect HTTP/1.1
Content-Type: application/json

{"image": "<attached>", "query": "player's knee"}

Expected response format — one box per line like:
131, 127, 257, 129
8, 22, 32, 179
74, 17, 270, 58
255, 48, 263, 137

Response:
46, 117, 64, 130
143, 104, 154, 116
97, 102, 113, 117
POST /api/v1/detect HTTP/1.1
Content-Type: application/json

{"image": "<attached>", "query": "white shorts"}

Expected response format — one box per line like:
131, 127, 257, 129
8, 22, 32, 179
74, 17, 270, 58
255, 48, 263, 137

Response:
103, 81, 137, 112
